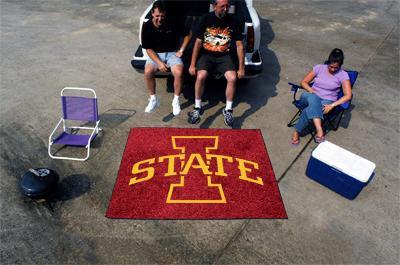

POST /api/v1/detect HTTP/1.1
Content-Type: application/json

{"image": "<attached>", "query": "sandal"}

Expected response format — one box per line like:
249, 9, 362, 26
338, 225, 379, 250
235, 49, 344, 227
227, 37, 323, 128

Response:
314, 135, 325, 143
290, 138, 300, 146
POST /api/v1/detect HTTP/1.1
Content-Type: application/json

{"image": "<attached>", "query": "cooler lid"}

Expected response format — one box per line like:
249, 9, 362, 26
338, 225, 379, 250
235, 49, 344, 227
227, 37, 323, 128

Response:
311, 141, 376, 183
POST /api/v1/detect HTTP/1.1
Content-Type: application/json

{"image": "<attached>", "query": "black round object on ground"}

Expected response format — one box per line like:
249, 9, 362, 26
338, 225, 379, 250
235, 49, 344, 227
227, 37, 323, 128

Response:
19, 168, 59, 199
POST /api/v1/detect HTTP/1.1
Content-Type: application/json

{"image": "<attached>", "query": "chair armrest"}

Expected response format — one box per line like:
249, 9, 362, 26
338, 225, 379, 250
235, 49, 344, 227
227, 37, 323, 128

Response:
288, 82, 302, 91
86, 120, 100, 147
49, 118, 64, 143
288, 82, 304, 103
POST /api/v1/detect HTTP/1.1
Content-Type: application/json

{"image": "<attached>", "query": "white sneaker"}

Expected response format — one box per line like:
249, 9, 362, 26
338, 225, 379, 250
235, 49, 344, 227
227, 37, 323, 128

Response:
145, 97, 160, 113
172, 99, 181, 116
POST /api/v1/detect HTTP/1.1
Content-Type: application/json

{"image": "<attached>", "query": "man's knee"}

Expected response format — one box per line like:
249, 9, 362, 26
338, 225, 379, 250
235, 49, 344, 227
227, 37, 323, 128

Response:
225, 71, 237, 83
144, 66, 156, 79
196, 70, 208, 81
171, 65, 183, 78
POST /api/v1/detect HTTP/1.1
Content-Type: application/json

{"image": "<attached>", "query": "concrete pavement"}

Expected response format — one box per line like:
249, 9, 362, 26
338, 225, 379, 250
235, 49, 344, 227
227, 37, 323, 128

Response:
1, 0, 399, 264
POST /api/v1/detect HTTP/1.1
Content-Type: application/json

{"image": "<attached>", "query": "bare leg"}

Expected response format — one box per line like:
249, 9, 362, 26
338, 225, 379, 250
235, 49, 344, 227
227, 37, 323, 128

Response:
171, 64, 183, 96
313, 118, 324, 137
144, 64, 157, 95
224, 70, 237, 101
292, 130, 299, 142
195, 70, 208, 100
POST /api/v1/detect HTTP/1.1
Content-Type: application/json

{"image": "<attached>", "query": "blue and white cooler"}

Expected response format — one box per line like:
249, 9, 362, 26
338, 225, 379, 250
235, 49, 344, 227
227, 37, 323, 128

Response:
306, 141, 376, 200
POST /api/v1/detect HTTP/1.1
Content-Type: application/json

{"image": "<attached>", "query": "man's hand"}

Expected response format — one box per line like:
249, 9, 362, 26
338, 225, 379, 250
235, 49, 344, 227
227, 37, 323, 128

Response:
237, 68, 245, 79
157, 61, 169, 72
176, 50, 183, 58
323, 104, 335, 114
189, 65, 196, 76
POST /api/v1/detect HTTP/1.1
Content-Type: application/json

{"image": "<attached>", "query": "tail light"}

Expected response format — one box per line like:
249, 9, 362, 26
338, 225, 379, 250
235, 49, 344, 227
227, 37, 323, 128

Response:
246, 24, 254, 53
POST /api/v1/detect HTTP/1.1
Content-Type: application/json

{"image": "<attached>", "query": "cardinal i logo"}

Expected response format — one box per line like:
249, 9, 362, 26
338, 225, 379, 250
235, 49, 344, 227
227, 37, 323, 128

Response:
127, 135, 265, 204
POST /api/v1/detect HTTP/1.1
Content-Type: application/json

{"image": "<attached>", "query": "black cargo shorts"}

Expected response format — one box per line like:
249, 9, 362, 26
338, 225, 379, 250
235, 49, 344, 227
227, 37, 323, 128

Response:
196, 53, 236, 75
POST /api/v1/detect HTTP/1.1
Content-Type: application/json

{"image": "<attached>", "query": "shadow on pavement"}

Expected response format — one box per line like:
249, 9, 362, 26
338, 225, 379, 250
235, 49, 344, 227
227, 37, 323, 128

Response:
233, 18, 280, 129
90, 108, 136, 147
100, 108, 136, 128
55, 174, 91, 201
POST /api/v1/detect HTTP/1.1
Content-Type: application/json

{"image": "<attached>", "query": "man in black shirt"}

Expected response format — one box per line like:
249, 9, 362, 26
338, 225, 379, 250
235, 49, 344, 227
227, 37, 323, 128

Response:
188, 0, 245, 127
141, 1, 192, 115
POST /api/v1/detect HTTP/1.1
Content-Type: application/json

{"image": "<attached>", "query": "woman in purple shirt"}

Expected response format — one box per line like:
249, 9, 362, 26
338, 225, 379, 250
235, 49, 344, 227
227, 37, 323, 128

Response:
291, 48, 352, 145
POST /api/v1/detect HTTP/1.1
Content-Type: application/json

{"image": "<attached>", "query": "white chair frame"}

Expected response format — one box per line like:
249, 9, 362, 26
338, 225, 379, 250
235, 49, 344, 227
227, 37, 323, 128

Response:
48, 87, 100, 161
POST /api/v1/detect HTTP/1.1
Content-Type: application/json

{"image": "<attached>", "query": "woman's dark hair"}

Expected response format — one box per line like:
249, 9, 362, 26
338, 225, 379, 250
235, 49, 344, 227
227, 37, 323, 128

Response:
152, 1, 167, 13
325, 48, 344, 66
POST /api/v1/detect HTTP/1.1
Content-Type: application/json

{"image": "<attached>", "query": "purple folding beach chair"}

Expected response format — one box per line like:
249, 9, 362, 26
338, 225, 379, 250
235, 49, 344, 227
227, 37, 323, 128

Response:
48, 87, 100, 161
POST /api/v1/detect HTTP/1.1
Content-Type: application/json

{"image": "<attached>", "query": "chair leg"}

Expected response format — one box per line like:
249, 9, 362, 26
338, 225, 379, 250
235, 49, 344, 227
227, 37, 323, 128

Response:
287, 110, 301, 127
331, 110, 345, 131
48, 144, 90, 161
325, 110, 344, 131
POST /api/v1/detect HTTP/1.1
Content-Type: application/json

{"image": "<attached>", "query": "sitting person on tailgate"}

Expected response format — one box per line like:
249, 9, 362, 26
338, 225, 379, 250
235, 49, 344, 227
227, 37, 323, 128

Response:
291, 48, 352, 145
141, 1, 192, 116
187, 0, 245, 127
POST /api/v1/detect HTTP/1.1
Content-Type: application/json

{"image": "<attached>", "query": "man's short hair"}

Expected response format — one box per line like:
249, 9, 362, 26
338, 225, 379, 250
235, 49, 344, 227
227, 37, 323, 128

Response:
212, 0, 232, 5
152, 1, 167, 13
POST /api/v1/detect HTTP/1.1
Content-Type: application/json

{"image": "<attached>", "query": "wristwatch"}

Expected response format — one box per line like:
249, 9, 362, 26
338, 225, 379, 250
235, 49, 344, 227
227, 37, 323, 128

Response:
179, 48, 184, 53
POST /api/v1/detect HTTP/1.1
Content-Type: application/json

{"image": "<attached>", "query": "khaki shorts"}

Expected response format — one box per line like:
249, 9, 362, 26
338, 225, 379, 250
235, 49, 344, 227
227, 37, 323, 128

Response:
145, 52, 183, 69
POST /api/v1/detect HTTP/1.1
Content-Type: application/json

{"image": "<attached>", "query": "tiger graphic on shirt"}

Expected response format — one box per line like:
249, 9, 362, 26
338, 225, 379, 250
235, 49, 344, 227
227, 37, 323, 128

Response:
203, 27, 232, 53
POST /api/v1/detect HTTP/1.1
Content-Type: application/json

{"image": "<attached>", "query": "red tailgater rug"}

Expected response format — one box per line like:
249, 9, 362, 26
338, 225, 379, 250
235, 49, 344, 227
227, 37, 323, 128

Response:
106, 128, 287, 219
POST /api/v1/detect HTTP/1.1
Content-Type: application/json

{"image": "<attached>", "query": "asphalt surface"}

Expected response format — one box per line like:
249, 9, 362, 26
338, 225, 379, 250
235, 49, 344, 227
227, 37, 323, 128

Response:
1, 0, 399, 264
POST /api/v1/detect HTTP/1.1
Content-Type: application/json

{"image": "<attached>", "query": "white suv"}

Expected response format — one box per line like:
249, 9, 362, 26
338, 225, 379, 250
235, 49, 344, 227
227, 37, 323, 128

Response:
131, 0, 262, 78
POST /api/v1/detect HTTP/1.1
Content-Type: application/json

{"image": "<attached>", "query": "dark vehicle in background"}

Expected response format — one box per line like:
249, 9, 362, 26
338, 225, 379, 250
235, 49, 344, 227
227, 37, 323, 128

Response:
131, 0, 262, 78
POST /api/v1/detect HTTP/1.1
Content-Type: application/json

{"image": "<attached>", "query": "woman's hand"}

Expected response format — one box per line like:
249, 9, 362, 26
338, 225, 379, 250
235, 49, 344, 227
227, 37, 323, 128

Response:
323, 103, 335, 114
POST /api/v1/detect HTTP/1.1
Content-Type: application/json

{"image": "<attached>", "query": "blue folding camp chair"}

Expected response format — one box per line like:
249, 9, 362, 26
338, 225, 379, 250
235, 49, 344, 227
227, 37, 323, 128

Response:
48, 87, 100, 161
287, 70, 358, 135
